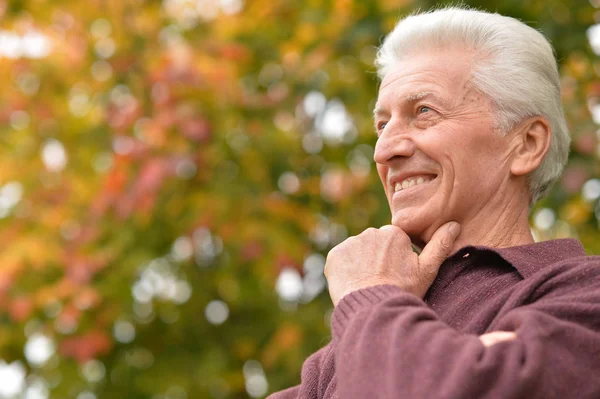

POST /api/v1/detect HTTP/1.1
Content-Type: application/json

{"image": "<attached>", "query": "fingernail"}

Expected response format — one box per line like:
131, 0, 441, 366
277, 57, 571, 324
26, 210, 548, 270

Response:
448, 222, 461, 237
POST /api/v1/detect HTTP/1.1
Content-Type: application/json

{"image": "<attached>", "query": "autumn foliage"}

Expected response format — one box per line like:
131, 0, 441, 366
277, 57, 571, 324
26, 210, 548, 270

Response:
0, 0, 599, 397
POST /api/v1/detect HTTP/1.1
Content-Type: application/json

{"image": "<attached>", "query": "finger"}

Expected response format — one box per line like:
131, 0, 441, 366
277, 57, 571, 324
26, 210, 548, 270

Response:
418, 221, 461, 274
379, 224, 412, 247
479, 331, 517, 347
379, 225, 410, 241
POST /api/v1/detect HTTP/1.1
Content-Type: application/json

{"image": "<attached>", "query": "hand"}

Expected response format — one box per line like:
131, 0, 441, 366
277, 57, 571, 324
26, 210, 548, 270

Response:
324, 221, 461, 306
479, 331, 516, 347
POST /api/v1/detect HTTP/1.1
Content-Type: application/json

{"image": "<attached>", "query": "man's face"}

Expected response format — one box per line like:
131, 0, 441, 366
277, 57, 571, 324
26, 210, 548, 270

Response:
373, 49, 516, 247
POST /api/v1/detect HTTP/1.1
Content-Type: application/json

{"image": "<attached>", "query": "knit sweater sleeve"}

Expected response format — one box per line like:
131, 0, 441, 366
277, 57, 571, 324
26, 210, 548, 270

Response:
267, 342, 336, 399
331, 260, 600, 398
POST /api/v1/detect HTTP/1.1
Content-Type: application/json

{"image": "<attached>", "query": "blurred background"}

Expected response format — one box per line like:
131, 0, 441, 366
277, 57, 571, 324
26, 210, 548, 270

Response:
0, 0, 599, 397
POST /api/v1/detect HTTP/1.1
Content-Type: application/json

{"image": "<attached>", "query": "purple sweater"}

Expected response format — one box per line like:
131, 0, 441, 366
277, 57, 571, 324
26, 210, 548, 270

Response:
268, 239, 600, 398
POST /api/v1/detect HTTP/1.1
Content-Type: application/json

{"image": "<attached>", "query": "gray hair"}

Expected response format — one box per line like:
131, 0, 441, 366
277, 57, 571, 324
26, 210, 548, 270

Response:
375, 7, 570, 204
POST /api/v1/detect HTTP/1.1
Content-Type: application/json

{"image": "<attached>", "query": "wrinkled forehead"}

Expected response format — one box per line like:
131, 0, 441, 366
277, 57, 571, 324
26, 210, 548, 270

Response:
375, 50, 477, 109
380, 49, 476, 87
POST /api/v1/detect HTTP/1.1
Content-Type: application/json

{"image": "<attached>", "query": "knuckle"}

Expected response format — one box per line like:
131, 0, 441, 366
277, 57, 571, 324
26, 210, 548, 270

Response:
323, 260, 334, 277
397, 233, 411, 245
439, 235, 452, 251
326, 248, 339, 262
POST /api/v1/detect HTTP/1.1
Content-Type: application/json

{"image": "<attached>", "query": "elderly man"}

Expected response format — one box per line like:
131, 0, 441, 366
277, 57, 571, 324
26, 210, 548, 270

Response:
269, 7, 600, 399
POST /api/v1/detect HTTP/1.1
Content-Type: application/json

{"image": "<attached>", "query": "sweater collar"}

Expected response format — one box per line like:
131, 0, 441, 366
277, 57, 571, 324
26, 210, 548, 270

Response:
467, 238, 586, 278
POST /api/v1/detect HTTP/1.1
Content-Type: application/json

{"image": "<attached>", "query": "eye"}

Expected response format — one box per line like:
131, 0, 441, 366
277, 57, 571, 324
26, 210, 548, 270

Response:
377, 121, 387, 132
417, 105, 432, 114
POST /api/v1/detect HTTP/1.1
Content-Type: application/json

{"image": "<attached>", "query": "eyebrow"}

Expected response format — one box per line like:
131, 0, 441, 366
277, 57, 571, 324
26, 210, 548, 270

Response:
372, 91, 445, 117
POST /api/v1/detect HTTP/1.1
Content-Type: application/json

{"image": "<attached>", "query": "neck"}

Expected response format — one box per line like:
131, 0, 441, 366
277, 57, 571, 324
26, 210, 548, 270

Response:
450, 186, 534, 253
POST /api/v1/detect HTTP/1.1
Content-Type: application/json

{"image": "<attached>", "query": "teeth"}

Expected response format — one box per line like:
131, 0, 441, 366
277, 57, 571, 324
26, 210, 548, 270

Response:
394, 176, 434, 192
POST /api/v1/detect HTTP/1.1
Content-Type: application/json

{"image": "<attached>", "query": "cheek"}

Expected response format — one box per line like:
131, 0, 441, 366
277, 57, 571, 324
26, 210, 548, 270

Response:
463, 137, 509, 174
376, 165, 388, 187
450, 142, 507, 196
415, 138, 454, 175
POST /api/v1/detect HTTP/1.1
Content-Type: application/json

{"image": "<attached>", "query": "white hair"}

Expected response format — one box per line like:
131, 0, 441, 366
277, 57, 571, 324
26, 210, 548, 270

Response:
375, 7, 570, 204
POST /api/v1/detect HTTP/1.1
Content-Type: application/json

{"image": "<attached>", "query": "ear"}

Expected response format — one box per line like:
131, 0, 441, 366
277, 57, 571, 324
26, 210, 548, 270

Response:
510, 117, 552, 177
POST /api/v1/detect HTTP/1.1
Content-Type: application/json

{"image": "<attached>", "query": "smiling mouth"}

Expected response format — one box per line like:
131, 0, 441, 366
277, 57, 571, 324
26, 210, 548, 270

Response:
393, 174, 437, 193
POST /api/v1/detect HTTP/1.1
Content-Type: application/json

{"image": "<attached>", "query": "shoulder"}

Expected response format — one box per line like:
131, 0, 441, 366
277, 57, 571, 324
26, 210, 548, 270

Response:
524, 254, 600, 301
538, 254, 600, 279
492, 238, 597, 282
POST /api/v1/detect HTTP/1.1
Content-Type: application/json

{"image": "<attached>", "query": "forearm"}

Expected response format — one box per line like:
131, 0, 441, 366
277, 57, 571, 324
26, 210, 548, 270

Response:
267, 343, 336, 399
332, 285, 600, 399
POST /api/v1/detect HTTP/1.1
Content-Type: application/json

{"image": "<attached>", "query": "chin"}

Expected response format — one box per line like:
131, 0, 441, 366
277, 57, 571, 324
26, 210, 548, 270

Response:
391, 209, 442, 247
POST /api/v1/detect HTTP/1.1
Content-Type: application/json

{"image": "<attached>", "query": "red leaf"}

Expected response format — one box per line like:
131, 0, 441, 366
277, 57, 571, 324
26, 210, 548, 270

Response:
59, 330, 112, 363
180, 118, 211, 142
9, 296, 34, 322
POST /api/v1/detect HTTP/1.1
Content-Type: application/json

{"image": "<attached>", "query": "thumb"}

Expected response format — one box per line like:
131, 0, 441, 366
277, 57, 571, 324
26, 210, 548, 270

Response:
418, 221, 461, 275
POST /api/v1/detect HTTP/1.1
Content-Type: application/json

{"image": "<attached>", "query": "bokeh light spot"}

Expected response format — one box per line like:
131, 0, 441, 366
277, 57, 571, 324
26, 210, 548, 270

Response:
275, 268, 303, 302
76, 391, 96, 399
41, 139, 68, 172
534, 208, 556, 231
24, 333, 55, 367
243, 360, 268, 398
172, 237, 194, 261
81, 360, 105, 383
219, 0, 244, 15
113, 320, 136, 344
23, 377, 49, 399
582, 179, 600, 202
95, 37, 116, 58
0, 360, 26, 397
10, 110, 30, 131
278, 172, 300, 194
205, 300, 229, 325
90, 19, 112, 39
91, 60, 113, 82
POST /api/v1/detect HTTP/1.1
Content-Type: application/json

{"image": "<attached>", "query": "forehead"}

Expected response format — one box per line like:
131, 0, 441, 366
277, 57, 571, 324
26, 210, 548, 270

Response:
376, 50, 475, 107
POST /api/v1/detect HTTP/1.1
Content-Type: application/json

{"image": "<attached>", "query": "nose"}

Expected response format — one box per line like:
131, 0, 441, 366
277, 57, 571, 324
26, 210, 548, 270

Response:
373, 127, 417, 165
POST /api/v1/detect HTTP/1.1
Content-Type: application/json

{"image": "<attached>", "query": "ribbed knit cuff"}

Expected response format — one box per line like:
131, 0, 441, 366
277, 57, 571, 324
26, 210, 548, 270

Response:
331, 284, 422, 339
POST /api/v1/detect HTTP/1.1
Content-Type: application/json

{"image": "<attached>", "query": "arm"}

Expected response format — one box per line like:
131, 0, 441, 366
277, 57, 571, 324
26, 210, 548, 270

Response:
267, 343, 336, 399
332, 279, 600, 399
269, 223, 460, 399
269, 222, 461, 398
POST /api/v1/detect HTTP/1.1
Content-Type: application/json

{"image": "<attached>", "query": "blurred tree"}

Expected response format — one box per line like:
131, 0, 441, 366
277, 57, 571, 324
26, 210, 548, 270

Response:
0, 0, 598, 397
